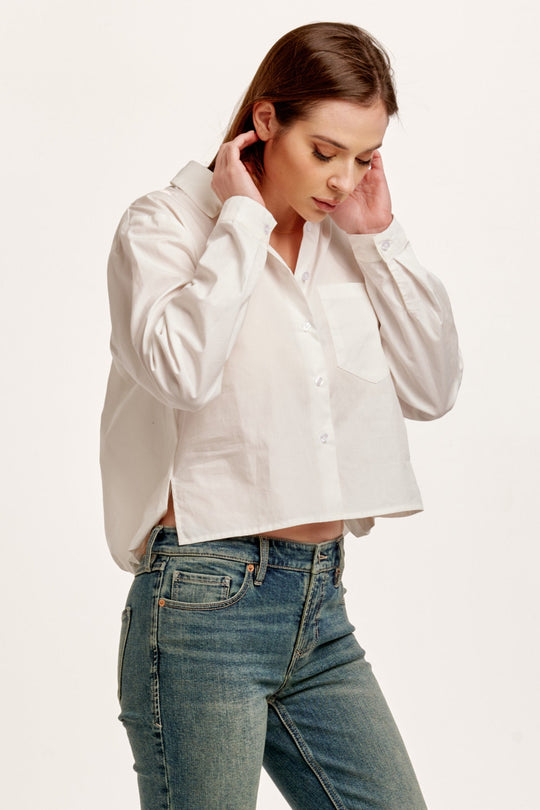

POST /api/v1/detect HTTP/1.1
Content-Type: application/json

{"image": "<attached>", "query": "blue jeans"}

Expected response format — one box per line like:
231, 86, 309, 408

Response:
118, 527, 427, 809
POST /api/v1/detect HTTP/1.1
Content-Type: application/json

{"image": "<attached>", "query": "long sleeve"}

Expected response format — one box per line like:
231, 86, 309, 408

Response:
101, 162, 457, 571
348, 218, 463, 420
107, 192, 277, 411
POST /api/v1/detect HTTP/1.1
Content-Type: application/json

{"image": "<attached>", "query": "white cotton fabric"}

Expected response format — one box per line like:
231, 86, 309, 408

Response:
100, 161, 462, 572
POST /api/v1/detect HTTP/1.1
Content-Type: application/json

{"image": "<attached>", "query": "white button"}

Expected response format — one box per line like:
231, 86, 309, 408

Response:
302, 322, 312, 331
320, 432, 329, 444
315, 376, 324, 387
305, 223, 312, 232
380, 239, 391, 251
264, 224, 271, 236
301, 272, 309, 283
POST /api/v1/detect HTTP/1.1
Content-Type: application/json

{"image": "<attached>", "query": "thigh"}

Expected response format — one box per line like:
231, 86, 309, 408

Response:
263, 634, 427, 810
118, 551, 268, 810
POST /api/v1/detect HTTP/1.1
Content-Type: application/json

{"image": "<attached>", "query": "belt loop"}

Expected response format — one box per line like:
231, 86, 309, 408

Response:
255, 536, 269, 586
334, 535, 344, 587
139, 525, 164, 573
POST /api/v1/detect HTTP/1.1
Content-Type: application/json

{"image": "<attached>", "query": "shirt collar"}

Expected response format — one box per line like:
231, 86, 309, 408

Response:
170, 161, 222, 219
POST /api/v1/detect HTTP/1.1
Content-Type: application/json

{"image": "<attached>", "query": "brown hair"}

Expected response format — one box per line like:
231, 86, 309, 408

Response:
208, 22, 398, 182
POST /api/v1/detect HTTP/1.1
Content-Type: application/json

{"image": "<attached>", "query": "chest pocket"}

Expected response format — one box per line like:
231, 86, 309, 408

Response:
319, 283, 389, 383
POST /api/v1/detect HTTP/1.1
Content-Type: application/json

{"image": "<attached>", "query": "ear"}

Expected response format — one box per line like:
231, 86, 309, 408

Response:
252, 101, 279, 142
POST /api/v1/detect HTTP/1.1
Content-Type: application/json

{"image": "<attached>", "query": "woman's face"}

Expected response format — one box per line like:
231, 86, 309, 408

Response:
255, 99, 389, 225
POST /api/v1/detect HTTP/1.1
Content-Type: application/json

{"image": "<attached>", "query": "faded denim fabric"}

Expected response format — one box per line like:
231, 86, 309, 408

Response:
118, 527, 427, 810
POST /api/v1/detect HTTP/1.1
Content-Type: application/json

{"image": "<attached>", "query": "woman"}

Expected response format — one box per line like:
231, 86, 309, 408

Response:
101, 22, 462, 810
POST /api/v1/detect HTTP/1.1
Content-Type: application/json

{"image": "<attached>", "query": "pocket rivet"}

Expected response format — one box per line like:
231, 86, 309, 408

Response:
247, 564, 255, 572
158, 598, 165, 607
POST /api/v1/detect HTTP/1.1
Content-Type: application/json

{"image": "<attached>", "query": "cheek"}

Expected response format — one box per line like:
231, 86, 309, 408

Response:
265, 143, 295, 184
276, 159, 306, 197
265, 139, 320, 196
286, 154, 322, 193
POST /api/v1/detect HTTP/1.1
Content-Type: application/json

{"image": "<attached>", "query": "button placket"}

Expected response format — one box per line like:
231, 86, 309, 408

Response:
297, 299, 331, 450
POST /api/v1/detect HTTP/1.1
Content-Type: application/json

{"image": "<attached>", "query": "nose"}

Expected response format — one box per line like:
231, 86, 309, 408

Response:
328, 164, 365, 196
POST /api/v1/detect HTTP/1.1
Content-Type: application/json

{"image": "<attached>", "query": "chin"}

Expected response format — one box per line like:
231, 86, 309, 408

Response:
301, 206, 328, 223
309, 210, 330, 222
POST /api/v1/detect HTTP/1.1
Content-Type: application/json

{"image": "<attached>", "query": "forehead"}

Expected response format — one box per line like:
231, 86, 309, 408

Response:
296, 99, 389, 150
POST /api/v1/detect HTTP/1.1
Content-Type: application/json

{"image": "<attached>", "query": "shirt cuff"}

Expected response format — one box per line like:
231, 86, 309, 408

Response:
347, 218, 409, 263
218, 195, 277, 242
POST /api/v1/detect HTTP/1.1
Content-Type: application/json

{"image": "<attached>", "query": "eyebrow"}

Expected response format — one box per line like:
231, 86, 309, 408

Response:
311, 135, 383, 153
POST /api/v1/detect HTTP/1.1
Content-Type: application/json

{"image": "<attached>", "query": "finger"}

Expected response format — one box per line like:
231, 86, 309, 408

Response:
370, 150, 385, 170
216, 131, 258, 168
217, 131, 257, 156
233, 130, 259, 149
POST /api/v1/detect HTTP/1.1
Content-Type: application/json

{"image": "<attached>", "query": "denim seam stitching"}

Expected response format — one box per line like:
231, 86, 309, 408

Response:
267, 698, 347, 810
149, 550, 257, 564
117, 606, 132, 702
268, 563, 336, 574
151, 566, 173, 808
148, 551, 337, 575
272, 566, 318, 692
151, 567, 165, 729
298, 570, 328, 657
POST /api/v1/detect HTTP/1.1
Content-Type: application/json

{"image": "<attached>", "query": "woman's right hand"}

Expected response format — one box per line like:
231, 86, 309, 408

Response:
211, 131, 266, 208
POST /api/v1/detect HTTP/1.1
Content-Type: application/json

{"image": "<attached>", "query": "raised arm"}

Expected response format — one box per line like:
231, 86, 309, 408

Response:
107, 133, 276, 411
332, 151, 463, 420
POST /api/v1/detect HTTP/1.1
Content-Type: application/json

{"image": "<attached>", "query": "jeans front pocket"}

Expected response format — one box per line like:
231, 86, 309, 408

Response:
171, 569, 231, 603
117, 605, 132, 702
319, 282, 389, 383
159, 555, 254, 611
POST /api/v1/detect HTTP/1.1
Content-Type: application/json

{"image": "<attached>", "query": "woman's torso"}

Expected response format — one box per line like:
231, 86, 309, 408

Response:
135, 226, 343, 560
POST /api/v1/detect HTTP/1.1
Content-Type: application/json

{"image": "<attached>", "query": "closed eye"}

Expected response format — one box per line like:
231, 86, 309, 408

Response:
313, 148, 372, 167
312, 148, 334, 162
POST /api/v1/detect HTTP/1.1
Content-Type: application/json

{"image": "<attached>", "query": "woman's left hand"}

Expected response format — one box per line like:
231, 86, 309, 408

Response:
330, 151, 393, 234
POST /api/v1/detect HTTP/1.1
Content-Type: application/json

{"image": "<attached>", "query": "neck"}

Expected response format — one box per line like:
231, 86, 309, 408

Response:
273, 225, 304, 236
259, 182, 305, 235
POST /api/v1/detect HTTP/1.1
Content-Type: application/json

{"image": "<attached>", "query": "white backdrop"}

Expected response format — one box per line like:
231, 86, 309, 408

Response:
1, 1, 539, 808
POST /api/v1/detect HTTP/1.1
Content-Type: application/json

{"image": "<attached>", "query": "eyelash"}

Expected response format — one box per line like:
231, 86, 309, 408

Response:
312, 148, 372, 167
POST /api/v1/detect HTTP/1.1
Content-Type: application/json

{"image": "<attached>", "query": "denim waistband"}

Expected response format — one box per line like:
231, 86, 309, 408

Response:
140, 526, 344, 576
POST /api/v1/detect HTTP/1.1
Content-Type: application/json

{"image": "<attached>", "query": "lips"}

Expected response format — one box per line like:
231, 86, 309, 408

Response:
313, 197, 341, 212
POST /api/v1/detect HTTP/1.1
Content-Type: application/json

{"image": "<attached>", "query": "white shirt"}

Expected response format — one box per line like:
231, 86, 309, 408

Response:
100, 161, 462, 572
